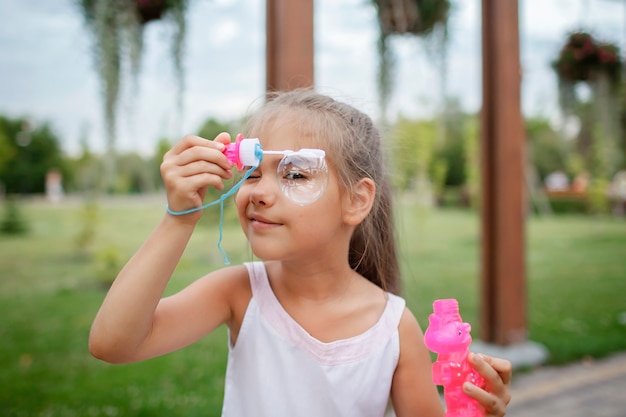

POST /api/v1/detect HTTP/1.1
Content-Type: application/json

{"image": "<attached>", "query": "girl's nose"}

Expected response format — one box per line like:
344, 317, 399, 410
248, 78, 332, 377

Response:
249, 175, 277, 207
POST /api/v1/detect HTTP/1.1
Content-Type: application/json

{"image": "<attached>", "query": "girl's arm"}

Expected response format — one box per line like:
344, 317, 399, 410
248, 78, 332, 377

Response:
89, 133, 240, 364
391, 308, 445, 417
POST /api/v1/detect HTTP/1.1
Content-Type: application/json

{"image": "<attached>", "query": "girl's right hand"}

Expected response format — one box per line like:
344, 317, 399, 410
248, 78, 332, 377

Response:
160, 133, 234, 222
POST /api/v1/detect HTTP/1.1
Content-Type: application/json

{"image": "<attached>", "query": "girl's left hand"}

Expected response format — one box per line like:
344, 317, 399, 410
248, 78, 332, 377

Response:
464, 352, 512, 417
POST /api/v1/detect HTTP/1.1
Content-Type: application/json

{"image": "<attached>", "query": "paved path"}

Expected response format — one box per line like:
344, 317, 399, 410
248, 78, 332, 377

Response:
507, 351, 626, 416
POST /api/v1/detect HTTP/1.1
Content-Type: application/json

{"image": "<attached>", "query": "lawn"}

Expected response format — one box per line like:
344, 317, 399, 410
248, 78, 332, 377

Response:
1, 195, 625, 416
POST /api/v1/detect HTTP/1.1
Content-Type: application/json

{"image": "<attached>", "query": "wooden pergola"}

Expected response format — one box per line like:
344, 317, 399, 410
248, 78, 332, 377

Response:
266, 0, 526, 346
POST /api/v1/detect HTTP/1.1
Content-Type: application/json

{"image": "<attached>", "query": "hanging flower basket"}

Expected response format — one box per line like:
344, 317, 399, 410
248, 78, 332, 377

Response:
553, 31, 621, 84
78, 0, 189, 191
136, 0, 169, 24
373, 0, 450, 36
371, 0, 450, 118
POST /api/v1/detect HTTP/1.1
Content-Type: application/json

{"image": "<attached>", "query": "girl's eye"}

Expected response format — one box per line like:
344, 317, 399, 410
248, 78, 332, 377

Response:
284, 170, 308, 181
245, 172, 260, 180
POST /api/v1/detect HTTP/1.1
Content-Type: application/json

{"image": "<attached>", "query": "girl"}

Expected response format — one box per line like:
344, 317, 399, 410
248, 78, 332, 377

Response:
89, 89, 511, 416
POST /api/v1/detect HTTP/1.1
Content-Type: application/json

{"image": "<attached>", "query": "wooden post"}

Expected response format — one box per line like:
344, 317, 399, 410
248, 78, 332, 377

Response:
266, 0, 314, 92
480, 0, 527, 345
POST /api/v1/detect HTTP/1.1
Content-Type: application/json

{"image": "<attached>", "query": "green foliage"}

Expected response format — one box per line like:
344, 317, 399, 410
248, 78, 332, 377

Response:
462, 118, 480, 209
65, 137, 103, 193
435, 128, 464, 187
116, 152, 159, 193
0, 116, 68, 194
0, 128, 15, 173
95, 244, 122, 287
74, 199, 100, 257
197, 118, 235, 140
435, 100, 475, 187
0, 197, 28, 235
153, 136, 173, 188
390, 116, 438, 191
430, 158, 448, 201
545, 197, 588, 214
588, 177, 611, 214
386, 102, 478, 208
526, 117, 567, 180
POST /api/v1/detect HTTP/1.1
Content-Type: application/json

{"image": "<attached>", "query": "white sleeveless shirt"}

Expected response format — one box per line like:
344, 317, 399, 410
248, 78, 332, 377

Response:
221, 262, 406, 417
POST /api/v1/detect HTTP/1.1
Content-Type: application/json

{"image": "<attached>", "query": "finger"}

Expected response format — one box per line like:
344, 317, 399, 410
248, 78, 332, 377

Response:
174, 145, 233, 172
165, 175, 225, 212
161, 157, 221, 188
214, 131, 232, 146
481, 355, 513, 386
469, 352, 499, 385
175, 159, 233, 180
468, 353, 512, 413
169, 134, 226, 156
463, 383, 506, 417
468, 353, 505, 398
164, 162, 228, 189
180, 172, 226, 192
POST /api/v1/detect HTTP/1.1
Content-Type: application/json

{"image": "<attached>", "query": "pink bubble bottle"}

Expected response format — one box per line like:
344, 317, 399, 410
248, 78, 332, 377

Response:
424, 299, 484, 417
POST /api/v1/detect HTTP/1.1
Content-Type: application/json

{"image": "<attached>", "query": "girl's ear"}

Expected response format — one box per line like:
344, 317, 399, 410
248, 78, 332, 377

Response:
342, 178, 376, 226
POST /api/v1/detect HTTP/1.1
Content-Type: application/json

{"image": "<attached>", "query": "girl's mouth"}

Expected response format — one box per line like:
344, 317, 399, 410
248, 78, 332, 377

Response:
249, 213, 282, 230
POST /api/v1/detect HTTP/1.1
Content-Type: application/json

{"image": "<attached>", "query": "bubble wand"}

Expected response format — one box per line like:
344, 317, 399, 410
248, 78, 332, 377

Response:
165, 134, 326, 264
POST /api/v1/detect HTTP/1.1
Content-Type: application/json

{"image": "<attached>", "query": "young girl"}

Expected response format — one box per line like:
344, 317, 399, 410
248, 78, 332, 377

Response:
89, 89, 512, 416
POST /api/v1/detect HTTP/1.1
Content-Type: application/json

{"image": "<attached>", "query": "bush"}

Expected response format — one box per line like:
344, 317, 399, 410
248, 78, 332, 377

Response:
0, 197, 28, 235
550, 198, 588, 214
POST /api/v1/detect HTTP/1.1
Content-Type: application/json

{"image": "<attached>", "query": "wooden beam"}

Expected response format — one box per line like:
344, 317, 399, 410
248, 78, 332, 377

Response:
266, 0, 314, 92
480, 0, 527, 345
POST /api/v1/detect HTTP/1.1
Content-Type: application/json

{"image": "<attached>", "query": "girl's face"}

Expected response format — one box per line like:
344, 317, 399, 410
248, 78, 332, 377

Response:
235, 121, 351, 262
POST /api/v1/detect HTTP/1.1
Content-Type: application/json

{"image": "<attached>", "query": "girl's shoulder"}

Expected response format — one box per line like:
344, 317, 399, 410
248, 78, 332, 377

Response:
197, 263, 252, 292
210, 263, 253, 305
194, 264, 253, 342
190, 264, 253, 315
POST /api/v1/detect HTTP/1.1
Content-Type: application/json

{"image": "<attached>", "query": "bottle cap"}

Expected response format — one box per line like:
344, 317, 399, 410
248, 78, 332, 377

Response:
223, 135, 262, 170
238, 138, 261, 169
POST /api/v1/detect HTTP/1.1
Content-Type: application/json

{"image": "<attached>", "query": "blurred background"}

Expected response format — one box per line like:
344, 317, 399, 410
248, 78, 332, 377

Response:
0, 0, 625, 416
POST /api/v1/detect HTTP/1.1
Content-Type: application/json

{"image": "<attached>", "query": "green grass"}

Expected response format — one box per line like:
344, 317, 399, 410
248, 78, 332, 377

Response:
1, 195, 625, 416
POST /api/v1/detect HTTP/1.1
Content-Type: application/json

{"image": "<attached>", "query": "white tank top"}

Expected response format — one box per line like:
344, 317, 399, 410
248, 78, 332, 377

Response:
221, 262, 406, 417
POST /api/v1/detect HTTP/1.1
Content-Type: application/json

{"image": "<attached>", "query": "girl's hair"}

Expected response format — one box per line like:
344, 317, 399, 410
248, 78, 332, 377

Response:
244, 89, 401, 294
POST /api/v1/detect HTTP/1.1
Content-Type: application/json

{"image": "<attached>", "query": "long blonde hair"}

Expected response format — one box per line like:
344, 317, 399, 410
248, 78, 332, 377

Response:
244, 89, 400, 294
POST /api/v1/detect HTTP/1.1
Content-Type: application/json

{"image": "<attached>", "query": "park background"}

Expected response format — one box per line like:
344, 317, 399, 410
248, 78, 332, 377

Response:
1, 0, 626, 416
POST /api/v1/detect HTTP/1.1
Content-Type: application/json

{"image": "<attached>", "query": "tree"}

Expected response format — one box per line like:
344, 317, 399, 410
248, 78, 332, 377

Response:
0, 128, 14, 177
197, 118, 235, 141
0, 116, 68, 194
116, 152, 157, 193
389, 116, 438, 192
525, 117, 567, 181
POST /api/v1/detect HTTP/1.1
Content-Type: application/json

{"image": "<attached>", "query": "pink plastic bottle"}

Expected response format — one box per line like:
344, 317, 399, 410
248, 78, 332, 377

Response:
424, 299, 485, 417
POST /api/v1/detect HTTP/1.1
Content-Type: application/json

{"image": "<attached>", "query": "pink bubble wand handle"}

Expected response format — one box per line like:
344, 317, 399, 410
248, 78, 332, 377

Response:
424, 299, 485, 417
222, 133, 262, 170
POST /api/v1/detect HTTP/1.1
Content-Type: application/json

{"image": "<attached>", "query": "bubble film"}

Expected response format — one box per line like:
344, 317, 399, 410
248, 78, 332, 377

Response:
277, 149, 328, 206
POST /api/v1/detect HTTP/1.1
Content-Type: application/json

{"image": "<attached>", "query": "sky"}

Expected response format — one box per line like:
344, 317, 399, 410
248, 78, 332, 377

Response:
0, 0, 624, 156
